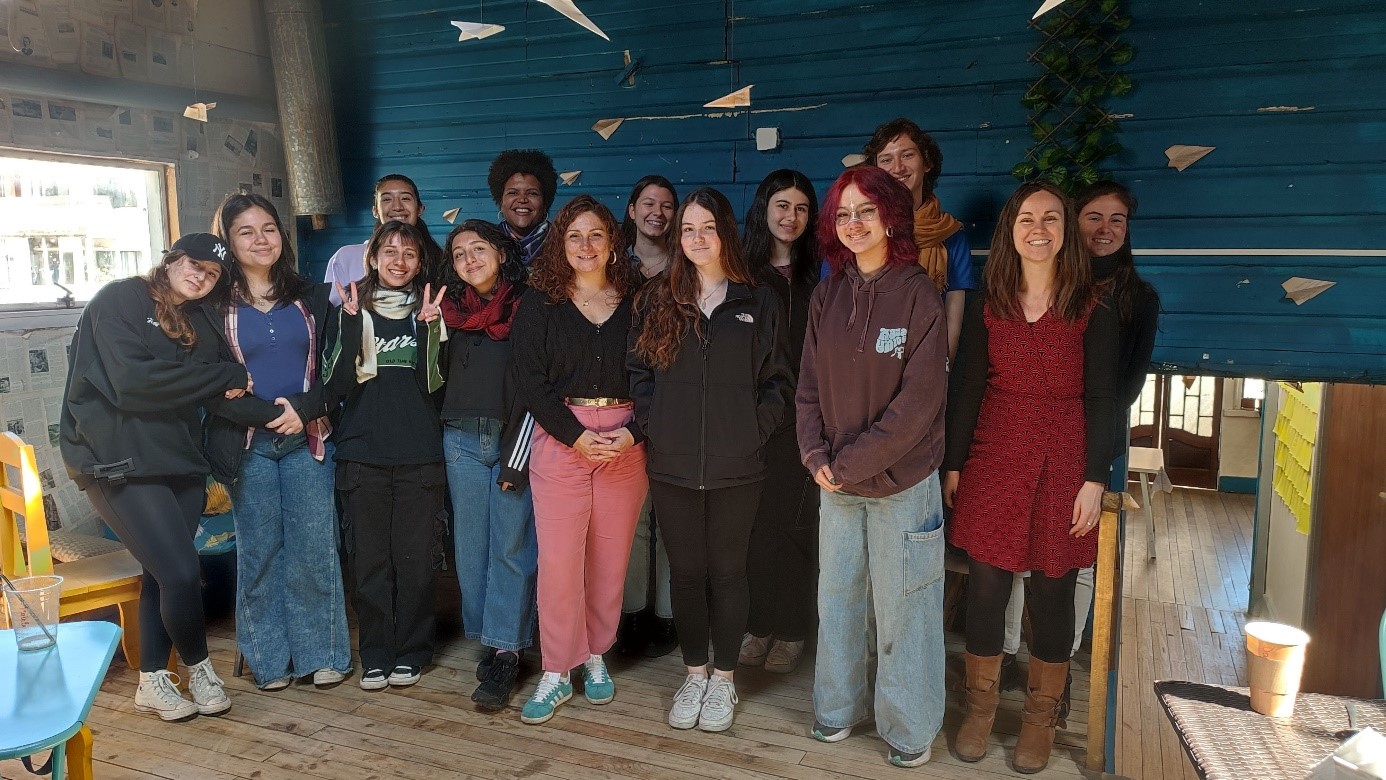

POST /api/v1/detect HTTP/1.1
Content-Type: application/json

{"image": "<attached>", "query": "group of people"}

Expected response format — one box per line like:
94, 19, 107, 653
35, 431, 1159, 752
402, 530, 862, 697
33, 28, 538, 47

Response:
59, 116, 1158, 772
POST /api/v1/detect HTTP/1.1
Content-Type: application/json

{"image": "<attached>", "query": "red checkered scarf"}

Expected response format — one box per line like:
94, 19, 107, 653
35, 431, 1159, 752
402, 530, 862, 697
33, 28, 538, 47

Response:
222, 297, 331, 460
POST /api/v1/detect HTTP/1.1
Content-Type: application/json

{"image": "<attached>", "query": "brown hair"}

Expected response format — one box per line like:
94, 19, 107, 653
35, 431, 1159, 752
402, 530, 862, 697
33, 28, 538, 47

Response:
983, 181, 1093, 323
358, 220, 427, 314
527, 195, 636, 304
145, 250, 209, 346
634, 188, 753, 371
862, 117, 943, 196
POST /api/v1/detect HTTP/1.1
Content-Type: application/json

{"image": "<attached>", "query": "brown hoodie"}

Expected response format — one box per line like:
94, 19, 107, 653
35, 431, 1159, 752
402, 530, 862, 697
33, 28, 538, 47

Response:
796, 261, 948, 498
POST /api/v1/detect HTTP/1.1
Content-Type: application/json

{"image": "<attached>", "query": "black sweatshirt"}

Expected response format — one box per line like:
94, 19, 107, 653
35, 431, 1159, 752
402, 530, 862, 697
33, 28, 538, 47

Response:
755, 264, 817, 433
628, 283, 793, 490
61, 278, 248, 488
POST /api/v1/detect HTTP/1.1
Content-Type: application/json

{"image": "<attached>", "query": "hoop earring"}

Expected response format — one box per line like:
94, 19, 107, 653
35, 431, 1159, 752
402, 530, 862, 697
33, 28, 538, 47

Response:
886, 226, 895, 238
608, 251, 618, 265
497, 210, 505, 222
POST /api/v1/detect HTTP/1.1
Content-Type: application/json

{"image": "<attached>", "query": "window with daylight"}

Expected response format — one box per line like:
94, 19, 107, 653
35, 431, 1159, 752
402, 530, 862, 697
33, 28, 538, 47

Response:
0, 152, 170, 311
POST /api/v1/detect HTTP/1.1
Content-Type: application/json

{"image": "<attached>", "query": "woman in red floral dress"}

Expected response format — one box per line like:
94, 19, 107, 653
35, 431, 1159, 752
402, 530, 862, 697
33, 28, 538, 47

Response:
942, 181, 1117, 773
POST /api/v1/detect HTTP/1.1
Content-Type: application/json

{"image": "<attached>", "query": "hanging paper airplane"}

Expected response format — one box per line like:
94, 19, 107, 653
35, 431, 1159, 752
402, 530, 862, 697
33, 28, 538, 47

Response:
182, 102, 216, 122
841, 153, 866, 167
451, 21, 506, 41
1032, 0, 1070, 20
559, 170, 582, 185
704, 85, 753, 109
536, 0, 610, 41
442, 207, 461, 224
1165, 145, 1216, 172
592, 118, 624, 140
1281, 277, 1335, 305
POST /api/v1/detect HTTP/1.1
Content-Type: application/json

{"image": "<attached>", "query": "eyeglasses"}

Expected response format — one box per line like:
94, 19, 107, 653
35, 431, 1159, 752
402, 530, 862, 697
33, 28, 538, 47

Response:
834, 205, 880, 226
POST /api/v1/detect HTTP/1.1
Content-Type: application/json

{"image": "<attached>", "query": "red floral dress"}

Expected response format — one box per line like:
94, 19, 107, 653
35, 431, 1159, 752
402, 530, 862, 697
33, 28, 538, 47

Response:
947, 303, 1098, 578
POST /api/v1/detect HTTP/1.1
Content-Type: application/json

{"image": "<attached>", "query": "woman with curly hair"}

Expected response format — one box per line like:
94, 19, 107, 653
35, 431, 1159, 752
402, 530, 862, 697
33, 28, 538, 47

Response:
630, 188, 792, 732
488, 149, 559, 264
944, 181, 1117, 773
509, 196, 647, 724
437, 219, 536, 711
737, 169, 821, 676
797, 165, 950, 768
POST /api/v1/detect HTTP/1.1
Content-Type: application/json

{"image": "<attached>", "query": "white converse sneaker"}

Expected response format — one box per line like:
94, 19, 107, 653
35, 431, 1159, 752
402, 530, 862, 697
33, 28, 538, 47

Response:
668, 674, 708, 729
698, 675, 738, 732
313, 667, 349, 687
134, 670, 198, 721
186, 658, 231, 715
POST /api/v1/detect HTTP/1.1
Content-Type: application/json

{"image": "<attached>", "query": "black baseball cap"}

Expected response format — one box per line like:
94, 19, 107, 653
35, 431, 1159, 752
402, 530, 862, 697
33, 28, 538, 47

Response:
168, 232, 232, 270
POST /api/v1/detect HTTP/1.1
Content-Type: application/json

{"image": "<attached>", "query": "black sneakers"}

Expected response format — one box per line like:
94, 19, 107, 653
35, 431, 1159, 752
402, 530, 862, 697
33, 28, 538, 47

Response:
472, 650, 521, 712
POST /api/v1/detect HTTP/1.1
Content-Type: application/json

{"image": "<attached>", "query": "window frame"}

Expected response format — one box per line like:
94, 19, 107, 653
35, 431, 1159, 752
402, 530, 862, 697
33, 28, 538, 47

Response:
0, 148, 176, 329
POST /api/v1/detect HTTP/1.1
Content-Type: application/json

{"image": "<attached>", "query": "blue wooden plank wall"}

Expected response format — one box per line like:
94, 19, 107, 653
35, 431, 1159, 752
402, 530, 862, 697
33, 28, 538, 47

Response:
307, 0, 1386, 381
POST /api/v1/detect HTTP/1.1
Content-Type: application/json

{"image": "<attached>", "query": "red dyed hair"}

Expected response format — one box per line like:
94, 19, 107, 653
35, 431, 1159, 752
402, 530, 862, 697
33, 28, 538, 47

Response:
816, 165, 919, 275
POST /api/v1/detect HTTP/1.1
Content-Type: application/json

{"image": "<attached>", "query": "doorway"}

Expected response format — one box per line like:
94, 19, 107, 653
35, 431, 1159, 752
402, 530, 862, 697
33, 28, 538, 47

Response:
1129, 374, 1222, 489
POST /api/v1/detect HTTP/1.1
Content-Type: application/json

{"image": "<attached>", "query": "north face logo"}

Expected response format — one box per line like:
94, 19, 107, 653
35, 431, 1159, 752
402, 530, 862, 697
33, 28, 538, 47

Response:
876, 327, 906, 359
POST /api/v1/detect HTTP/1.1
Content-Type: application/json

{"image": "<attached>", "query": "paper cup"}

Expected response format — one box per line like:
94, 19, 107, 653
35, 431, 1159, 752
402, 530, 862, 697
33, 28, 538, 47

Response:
1245, 621, 1310, 717
3, 574, 63, 651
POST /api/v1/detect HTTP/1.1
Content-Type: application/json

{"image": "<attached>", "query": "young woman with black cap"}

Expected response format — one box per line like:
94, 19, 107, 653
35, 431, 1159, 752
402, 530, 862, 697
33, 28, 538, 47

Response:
61, 232, 251, 722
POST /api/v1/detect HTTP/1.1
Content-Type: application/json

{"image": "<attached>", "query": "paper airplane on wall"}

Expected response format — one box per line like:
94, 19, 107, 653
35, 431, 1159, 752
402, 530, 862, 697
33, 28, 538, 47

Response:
1282, 277, 1335, 305
536, 0, 610, 41
1032, 0, 1070, 19
182, 102, 216, 122
1165, 145, 1215, 172
559, 170, 582, 185
592, 118, 624, 140
442, 207, 461, 224
704, 86, 753, 109
841, 153, 866, 167
451, 21, 506, 41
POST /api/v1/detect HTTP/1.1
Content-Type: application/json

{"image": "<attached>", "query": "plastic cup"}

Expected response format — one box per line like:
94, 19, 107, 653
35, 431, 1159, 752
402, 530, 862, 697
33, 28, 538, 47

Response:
3, 574, 63, 651
1245, 621, 1310, 718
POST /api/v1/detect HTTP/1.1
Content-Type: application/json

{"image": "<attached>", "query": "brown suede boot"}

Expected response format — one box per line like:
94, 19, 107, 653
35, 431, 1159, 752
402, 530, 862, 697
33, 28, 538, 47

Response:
1013, 658, 1070, 774
955, 652, 1003, 762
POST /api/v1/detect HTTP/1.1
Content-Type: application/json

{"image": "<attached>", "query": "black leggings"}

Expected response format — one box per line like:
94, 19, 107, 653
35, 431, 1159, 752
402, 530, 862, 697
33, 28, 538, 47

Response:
86, 475, 208, 672
649, 480, 762, 672
964, 557, 1077, 664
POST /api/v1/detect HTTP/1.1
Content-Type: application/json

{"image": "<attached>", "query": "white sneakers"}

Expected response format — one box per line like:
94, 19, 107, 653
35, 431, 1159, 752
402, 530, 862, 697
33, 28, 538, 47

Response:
134, 670, 199, 721
699, 676, 738, 732
668, 673, 738, 732
669, 674, 709, 729
186, 657, 232, 715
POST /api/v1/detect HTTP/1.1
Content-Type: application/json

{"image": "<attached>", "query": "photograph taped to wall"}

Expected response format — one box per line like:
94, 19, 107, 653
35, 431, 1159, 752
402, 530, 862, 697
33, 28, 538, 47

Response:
113, 106, 149, 155
148, 111, 179, 158
11, 96, 47, 145
38, 2, 80, 64
147, 31, 179, 84
78, 21, 118, 77
115, 17, 147, 80
9, 0, 53, 61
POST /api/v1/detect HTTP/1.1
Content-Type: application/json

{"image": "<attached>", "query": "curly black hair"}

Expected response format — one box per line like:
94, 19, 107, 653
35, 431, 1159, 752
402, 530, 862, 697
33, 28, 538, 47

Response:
487, 149, 558, 212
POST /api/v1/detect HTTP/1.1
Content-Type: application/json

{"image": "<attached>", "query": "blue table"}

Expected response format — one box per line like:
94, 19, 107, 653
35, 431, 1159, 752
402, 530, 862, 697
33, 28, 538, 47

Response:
1, 621, 122, 780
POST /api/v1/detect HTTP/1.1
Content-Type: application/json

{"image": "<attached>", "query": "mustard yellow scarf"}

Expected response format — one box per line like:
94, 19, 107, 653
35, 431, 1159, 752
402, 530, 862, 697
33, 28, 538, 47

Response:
913, 196, 964, 292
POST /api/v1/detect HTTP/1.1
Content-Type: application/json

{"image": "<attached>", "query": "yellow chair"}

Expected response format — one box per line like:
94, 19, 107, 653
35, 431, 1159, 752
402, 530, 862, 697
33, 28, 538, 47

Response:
0, 432, 145, 670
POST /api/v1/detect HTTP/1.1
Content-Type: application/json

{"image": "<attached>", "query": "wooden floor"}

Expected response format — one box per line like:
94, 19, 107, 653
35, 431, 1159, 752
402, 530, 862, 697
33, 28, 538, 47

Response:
3, 488, 1257, 780
1114, 486, 1255, 780
3, 599, 1096, 779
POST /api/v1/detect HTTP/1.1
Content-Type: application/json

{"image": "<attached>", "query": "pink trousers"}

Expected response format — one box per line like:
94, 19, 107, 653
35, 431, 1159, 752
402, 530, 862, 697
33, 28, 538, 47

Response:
529, 404, 648, 673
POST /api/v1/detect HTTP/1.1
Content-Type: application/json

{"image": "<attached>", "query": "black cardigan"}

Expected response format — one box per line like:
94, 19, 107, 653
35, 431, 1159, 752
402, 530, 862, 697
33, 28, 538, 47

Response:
628, 283, 794, 490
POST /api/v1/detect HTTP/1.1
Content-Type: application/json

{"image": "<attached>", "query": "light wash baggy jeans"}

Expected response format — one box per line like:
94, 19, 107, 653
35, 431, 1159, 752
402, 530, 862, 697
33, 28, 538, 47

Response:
813, 470, 946, 755
232, 431, 352, 685
444, 417, 538, 651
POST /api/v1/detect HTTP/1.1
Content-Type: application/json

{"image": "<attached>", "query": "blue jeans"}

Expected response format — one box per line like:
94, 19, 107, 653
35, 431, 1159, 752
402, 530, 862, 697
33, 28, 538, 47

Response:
444, 418, 538, 651
231, 431, 351, 685
814, 471, 946, 755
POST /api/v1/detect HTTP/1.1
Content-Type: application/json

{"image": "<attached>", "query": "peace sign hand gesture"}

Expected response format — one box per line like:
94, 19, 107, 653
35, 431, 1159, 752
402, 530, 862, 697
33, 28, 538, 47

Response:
417, 283, 447, 323
334, 281, 360, 316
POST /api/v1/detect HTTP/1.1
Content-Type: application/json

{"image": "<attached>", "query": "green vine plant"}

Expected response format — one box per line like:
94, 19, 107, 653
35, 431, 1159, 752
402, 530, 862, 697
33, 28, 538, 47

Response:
1013, 0, 1135, 193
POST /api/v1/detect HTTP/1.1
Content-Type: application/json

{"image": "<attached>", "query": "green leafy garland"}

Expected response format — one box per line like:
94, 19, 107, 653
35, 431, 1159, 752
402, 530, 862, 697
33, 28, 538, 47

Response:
1012, 0, 1135, 193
